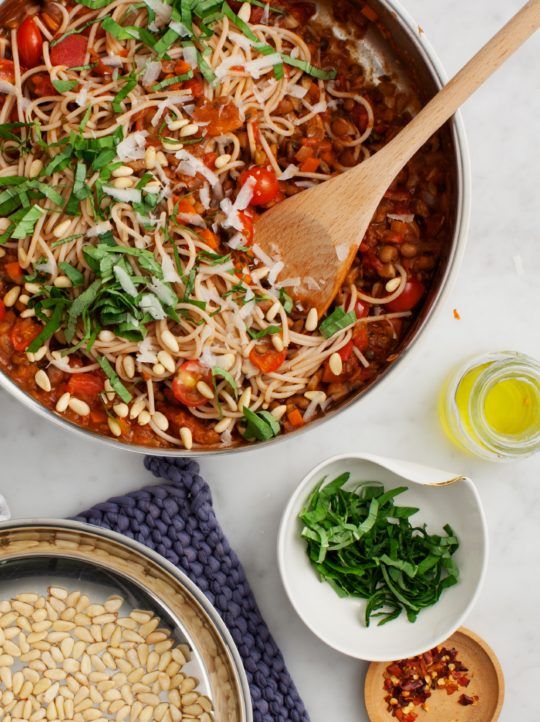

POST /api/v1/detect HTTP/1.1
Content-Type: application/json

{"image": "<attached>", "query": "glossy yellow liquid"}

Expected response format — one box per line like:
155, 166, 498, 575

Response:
441, 356, 540, 458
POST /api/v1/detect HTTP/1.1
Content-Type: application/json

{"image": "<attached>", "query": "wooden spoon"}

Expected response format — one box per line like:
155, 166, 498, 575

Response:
253, 0, 540, 316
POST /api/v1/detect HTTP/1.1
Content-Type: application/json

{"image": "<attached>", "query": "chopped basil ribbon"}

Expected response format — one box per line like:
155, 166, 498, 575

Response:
152, 71, 193, 91
318, 307, 357, 338
247, 325, 281, 339
241, 407, 280, 441
112, 70, 138, 113
11, 206, 45, 240
52, 79, 78, 93
76, 0, 114, 9
212, 366, 237, 394
58, 262, 85, 287
97, 356, 133, 403
279, 288, 293, 314
27, 301, 65, 353
280, 54, 337, 80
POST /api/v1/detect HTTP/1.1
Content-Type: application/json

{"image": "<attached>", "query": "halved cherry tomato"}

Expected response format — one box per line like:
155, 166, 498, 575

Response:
10, 318, 42, 352
355, 299, 370, 319
287, 408, 305, 428
203, 152, 217, 169
17, 17, 43, 68
386, 278, 424, 312
66, 372, 105, 401
239, 167, 279, 206
50, 34, 87, 68
238, 209, 255, 244
198, 228, 219, 251
172, 360, 211, 407
4, 262, 23, 284
0, 59, 15, 84
338, 341, 354, 361
0, 300, 5, 322
249, 345, 286, 373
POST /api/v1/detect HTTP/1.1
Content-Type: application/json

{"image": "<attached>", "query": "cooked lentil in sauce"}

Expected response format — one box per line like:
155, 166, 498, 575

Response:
0, 0, 452, 448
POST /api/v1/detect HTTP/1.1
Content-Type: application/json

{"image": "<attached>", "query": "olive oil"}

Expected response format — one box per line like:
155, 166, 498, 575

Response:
440, 352, 540, 461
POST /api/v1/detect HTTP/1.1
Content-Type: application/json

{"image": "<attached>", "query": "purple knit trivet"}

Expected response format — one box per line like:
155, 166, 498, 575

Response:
73, 456, 309, 722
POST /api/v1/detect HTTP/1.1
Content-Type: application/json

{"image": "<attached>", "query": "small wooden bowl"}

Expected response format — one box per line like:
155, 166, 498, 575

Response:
364, 627, 504, 722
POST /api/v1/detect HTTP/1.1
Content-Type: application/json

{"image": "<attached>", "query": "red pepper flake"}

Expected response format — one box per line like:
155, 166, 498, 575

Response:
458, 693, 479, 706
383, 645, 476, 718
453, 308, 461, 320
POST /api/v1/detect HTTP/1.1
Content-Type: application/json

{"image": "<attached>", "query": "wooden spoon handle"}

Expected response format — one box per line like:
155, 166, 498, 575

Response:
371, 0, 540, 182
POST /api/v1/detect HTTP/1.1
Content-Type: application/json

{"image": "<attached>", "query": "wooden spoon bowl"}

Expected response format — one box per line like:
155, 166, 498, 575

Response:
364, 627, 505, 722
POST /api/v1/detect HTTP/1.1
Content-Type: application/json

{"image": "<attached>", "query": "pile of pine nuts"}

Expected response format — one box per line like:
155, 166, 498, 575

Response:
0, 587, 213, 722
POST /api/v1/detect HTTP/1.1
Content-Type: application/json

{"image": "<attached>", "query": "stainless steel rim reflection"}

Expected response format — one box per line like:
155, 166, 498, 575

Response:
0, 0, 471, 456
0, 518, 252, 722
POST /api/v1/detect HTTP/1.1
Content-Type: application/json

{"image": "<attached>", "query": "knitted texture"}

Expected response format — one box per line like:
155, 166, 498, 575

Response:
73, 456, 309, 722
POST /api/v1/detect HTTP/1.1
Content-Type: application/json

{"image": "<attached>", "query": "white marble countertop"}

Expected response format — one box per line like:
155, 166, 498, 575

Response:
1, 1, 539, 720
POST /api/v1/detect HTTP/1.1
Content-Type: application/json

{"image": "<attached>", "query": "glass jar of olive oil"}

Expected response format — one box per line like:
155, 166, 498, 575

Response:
440, 351, 540, 461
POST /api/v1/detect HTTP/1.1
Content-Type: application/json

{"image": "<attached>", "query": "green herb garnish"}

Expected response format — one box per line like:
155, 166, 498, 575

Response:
241, 407, 280, 441
299, 473, 460, 626
318, 307, 356, 338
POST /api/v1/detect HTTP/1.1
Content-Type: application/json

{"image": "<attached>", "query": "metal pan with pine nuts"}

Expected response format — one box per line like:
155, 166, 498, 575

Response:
0, 0, 470, 454
0, 519, 252, 721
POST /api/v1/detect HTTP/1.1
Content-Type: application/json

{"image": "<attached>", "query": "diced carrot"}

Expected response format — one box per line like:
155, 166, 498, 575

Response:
300, 157, 321, 173
295, 145, 314, 162
198, 228, 220, 251
287, 408, 304, 428
453, 308, 461, 320
177, 198, 197, 215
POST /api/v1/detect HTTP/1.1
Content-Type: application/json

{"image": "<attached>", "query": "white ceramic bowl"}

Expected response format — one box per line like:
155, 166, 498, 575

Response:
278, 453, 488, 661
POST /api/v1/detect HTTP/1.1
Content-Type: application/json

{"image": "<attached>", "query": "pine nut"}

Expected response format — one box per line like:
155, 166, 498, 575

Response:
55, 392, 71, 413
3, 286, 20, 307
216, 352, 235, 371
214, 153, 231, 169
29, 159, 43, 178
18, 293, 29, 304
162, 139, 183, 152
112, 177, 135, 189
179, 426, 192, 450
238, 1, 251, 21
122, 355, 136, 379
113, 403, 129, 419
270, 404, 287, 420
54, 275, 72, 288
250, 266, 269, 281
152, 412, 169, 431
196, 380, 214, 400
266, 301, 280, 321
143, 182, 161, 194
53, 219, 72, 238
20, 308, 36, 318
385, 276, 402, 292
155, 151, 168, 166
68, 398, 91, 417
98, 329, 115, 342
329, 352, 343, 376
214, 417, 232, 433
160, 329, 179, 353
137, 410, 151, 426
25, 282, 42, 294
305, 390, 326, 404
271, 334, 284, 352
167, 118, 189, 131
108, 417, 122, 438
305, 307, 318, 332
152, 363, 165, 376
129, 397, 146, 420
179, 123, 198, 137
237, 386, 251, 410
157, 350, 175, 373
112, 166, 134, 178
144, 147, 156, 169
35, 369, 51, 392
